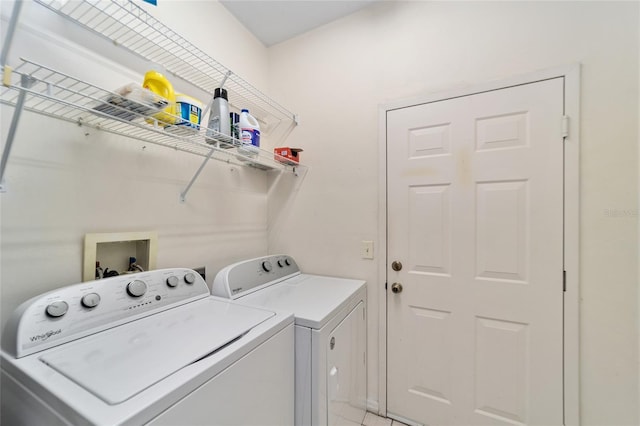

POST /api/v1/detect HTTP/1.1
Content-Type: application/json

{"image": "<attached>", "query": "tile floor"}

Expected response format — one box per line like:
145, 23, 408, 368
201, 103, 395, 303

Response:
362, 411, 409, 426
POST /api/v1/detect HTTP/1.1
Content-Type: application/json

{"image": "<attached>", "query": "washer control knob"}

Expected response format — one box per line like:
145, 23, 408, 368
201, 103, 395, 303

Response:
166, 276, 179, 288
284, 258, 291, 266
81, 293, 101, 308
127, 280, 147, 297
46, 301, 69, 318
184, 272, 196, 285
277, 259, 284, 267
261, 261, 273, 272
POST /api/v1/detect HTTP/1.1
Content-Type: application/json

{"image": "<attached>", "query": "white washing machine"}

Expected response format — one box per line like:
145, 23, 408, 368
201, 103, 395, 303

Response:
1, 268, 294, 426
212, 255, 367, 426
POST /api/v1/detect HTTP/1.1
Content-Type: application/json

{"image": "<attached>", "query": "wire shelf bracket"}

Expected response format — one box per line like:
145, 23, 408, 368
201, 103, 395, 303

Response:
1, 72, 34, 193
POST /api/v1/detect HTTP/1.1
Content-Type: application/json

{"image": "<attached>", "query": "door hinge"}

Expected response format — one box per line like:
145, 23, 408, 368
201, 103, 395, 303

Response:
385, 281, 388, 290
563, 270, 567, 292
562, 115, 569, 139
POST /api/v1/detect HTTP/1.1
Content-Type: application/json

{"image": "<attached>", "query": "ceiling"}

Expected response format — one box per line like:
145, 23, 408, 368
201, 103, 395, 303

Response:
220, 1, 380, 47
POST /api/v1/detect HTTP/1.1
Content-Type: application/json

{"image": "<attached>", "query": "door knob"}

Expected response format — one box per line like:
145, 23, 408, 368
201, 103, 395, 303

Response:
391, 261, 403, 271
391, 282, 403, 294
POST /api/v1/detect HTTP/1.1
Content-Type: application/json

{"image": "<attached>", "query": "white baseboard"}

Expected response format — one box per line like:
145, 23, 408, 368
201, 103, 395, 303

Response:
366, 399, 380, 415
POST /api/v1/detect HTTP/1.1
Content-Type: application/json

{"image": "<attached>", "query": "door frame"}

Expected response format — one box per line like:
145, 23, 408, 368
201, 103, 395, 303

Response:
377, 64, 581, 425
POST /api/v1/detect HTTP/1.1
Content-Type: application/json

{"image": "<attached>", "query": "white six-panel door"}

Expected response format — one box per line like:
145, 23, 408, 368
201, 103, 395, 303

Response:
386, 79, 564, 426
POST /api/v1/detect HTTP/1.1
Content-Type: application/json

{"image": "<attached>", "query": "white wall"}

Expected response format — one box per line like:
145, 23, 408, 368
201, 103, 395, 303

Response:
1, 1, 638, 424
267, 1, 639, 424
0, 0, 274, 327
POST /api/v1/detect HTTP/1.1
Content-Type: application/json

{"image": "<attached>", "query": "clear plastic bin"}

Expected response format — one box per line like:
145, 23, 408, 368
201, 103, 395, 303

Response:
93, 83, 170, 122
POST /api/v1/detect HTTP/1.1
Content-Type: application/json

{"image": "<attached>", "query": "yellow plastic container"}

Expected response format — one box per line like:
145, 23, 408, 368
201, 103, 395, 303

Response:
142, 70, 176, 125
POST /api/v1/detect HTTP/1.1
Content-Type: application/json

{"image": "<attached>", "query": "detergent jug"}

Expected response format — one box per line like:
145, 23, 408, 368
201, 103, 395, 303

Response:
143, 70, 176, 125
237, 109, 260, 156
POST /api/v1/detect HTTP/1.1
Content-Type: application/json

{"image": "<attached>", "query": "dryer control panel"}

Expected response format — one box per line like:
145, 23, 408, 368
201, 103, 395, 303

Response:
212, 254, 300, 299
2, 268, 209, 358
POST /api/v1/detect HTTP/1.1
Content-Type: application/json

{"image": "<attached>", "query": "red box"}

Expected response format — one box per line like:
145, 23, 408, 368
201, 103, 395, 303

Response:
274, 147, 303, 165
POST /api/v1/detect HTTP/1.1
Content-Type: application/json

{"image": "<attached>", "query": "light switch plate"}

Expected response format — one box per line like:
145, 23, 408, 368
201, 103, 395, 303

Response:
361, 240, 374, 259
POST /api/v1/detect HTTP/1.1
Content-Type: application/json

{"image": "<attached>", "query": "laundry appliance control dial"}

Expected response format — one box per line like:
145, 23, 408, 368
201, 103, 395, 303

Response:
81, 293, 101, 308
261, 261, 273, 272
127, 280, 148, 297
184, 272, 196, 284
166, 276, 179, 288
45, 301, 69, 318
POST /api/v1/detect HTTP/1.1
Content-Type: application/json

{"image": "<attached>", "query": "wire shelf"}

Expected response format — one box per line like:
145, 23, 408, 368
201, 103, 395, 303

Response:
1, 58, 290, 172
33, 0, 297, 130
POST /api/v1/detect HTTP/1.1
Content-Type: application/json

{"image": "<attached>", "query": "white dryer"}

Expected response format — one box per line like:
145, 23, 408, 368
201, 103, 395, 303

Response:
212, 255, 367, 426
1, 268, 294, 426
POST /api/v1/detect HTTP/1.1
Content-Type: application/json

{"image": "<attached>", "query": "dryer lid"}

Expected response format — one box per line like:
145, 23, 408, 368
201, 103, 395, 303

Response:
39, 298, 274, 405
238, 274, 365, 329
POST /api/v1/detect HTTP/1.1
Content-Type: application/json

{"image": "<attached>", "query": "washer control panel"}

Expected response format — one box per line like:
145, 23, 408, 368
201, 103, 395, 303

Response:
212, 254, 300, 299
3, 268, 209, 358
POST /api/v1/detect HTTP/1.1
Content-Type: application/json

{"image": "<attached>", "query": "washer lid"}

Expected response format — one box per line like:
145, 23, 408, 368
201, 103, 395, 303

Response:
38, 298, 274, 405
238, 274, 365, 329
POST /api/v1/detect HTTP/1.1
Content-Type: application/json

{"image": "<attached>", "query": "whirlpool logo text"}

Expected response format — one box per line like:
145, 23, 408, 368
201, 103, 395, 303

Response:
30, 329, 62, 342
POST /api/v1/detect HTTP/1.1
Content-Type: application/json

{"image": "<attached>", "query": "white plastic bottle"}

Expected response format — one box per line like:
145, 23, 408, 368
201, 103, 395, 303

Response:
238, 109, 260, 157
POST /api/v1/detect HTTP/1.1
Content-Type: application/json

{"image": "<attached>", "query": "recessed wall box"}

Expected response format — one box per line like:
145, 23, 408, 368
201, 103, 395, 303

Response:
83, 231, 158, 281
